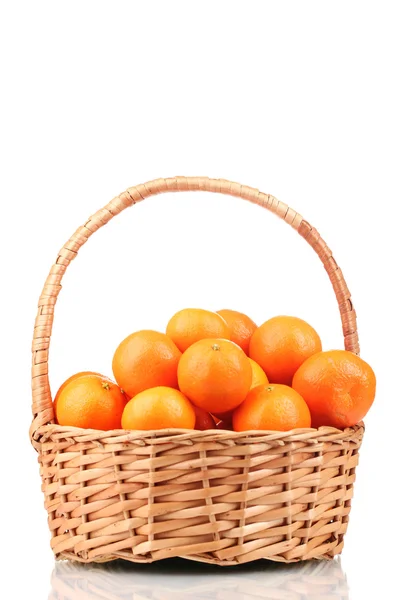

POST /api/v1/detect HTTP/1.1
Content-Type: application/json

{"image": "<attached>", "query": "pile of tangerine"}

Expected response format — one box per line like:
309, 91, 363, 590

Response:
54, 309, 376, 432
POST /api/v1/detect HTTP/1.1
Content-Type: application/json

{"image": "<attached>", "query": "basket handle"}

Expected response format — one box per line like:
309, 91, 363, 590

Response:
30, 176, 359, 440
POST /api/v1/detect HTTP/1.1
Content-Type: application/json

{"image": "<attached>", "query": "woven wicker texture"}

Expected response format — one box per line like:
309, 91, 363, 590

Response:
50, 557, 350, 599
31, 177, 363, 565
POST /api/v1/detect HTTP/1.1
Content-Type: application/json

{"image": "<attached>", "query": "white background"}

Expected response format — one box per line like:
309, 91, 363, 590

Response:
1, 1, 399, 598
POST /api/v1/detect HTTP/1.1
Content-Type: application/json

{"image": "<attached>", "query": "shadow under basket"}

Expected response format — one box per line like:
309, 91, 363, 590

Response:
30, 176, 365, 565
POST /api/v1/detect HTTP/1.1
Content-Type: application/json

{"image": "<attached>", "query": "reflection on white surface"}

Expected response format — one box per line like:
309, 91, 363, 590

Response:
49, 557, 349, 599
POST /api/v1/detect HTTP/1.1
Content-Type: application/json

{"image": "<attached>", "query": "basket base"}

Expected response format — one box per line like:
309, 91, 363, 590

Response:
57, 539, 343, 566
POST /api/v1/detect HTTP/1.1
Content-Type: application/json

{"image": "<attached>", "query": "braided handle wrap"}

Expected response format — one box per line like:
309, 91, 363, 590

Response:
30, 176, 358, 439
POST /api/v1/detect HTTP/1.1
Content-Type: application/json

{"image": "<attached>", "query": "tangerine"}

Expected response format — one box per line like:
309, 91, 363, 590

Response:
166, 308, 230, 352
121, 386, 195, 430
216, 309, 257, 355
193, 405, 216, 430
249, 358, 269, 389
292, 350, 376, 428
233, 383, 311, 432
112, 330, 181, 398
178, 338, 252, 413
54, 371, 106, 412
249, 316, 322, 385
56, 374, 127, 430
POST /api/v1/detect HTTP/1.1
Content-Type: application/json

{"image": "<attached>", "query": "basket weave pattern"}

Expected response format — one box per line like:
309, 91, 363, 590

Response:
31, 177, 363, 565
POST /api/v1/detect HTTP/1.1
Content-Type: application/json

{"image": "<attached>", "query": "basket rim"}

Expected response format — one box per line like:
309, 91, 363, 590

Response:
33, 421, 364, 448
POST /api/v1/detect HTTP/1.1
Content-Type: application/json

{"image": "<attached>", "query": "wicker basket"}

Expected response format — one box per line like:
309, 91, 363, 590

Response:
31, 176, 364, 565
